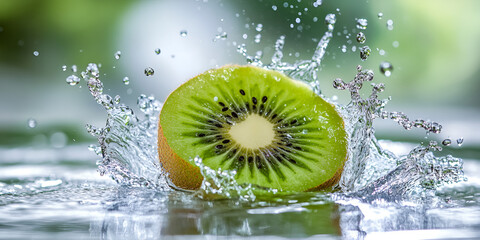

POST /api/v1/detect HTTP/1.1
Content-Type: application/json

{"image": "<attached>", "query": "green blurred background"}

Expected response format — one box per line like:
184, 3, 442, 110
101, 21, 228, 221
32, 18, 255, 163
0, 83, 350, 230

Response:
1, 0, 479, 155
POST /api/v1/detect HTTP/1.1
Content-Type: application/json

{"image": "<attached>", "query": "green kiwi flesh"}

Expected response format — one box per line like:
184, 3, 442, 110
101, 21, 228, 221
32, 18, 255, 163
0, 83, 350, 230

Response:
160, 65, 348, 192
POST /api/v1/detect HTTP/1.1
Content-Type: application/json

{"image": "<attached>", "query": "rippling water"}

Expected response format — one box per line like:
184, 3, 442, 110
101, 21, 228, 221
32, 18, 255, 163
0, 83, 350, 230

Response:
0, 144, 479, 239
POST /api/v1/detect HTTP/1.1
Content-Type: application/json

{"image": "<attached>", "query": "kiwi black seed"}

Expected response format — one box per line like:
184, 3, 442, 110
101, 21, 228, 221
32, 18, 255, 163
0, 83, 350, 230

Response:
158, 65, 348, 192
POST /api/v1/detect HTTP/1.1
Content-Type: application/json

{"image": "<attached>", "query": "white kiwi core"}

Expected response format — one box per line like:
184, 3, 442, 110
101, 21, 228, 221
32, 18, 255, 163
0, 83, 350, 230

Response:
228, 114, 275, 149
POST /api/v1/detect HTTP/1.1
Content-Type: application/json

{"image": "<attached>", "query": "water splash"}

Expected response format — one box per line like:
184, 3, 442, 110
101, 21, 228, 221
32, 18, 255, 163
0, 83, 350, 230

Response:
71, 11, 465, 205
73, 63, 168, 190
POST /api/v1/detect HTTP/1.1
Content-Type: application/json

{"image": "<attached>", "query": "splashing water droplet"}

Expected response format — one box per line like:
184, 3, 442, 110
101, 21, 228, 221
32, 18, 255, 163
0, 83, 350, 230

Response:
66, 75, 81, 86
114, 51, 121, 60
356, 32, 366, 44
71, 65, 77, 73
379, 61, 393, 77
360, 46, 371, 61
325, 14, 336, 31
154, 48, 161, 55
27, 118, 37, 128
387, 19, 394, 30
442, 139, 452, 146
254, 34, 261, 43
378, 12, 383, 19
213, 32, 228, 42
180, 30, 188, 37
325, 13, 336, 25
356, 18, 368, 29
457, 137, 464, 146
61, 65, 67, 72
255, 23, 263, 32
123, 77, 130, 85
33, 51, 39, 56
144, 67, 154, 76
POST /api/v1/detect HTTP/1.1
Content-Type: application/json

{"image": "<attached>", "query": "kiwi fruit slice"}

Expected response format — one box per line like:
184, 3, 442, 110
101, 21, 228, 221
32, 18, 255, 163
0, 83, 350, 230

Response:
158, 65, 347, 192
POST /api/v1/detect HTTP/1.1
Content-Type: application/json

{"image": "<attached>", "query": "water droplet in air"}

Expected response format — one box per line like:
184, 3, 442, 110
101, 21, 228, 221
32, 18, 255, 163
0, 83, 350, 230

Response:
457, 137, 464, 146
114, 51, 121, 60
256, 23, 263, 32
341, 45, 347, 53
71, 65, 77, 73
325, 14, 336, 25
27, 118, 37, 128
213, 32, 228, 42
393, 41, 399, 48
356, 18, 368, 29
61, 65, 67, 71
295, 18, 301, 24
180, 30, 188, 37
33, 51, 39, 56
155, 48, 161, 55
144, 67, 154, 76
254, 34, 261, 43
379, 61, 393, 77
66, 75, 81, 86
333, 78, 346, 90
123, 77, 130, 85
356, 32, 366, 44
378, 12, 383, 19
387, 19, 394, 30
313, 0, 322, 7
379, 49, 385, 55
272, 5, 278, 11
313, 17, 318, 22
442, 139, 452, 146
359, 46, 371, 61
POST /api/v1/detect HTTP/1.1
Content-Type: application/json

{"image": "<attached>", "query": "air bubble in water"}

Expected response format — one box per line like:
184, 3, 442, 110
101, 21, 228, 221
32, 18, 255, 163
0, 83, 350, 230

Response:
180, 30, 188, 37
61, 65, 67, 71
360, 46, 371, 61
114, 51, 121, 60
313, 17, 318, 22
356, 32, 366, 44
144, 67, 154, 76
155, 48, 161, 55
442, 139, 452, 146
356, 18, 368, 29
379, 61, 393, 77
123, 77, 130, 85
378, 12, 383, 19
457, 137, 464, 146
393, 41, 399, 48
387, 19, 394, 30
33, 51, 39, 56
255, 23, 263, 32
341, 45, 347, 53
272, 5, 277, 11
313, 0, 322, 7
66, 75, 81, 86
27, 118, 37, 128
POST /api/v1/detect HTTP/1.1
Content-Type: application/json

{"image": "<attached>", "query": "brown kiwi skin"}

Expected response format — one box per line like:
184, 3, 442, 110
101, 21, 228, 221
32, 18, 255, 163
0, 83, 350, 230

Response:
157, 65, 346, 192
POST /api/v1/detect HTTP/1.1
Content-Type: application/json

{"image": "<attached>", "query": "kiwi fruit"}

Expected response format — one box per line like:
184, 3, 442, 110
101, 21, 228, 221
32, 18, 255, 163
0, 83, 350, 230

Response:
158, 65, 348, 192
